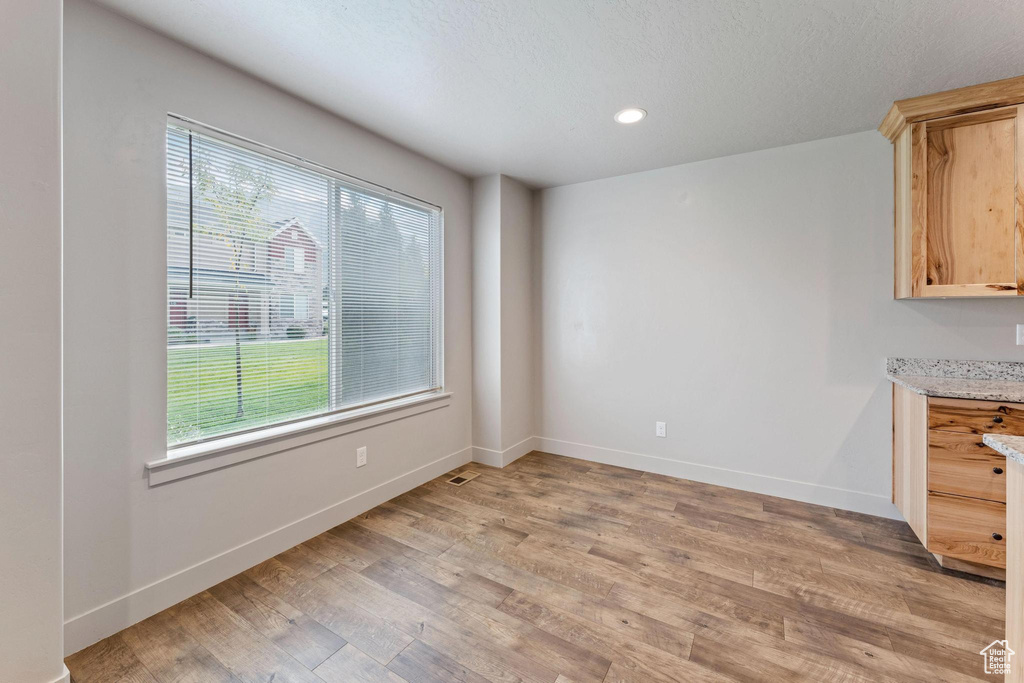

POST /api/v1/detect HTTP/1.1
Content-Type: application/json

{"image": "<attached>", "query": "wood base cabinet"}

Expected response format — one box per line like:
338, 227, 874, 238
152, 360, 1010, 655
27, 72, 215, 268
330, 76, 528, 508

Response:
893, 385, 1010, 576
880, 75, 1024, 299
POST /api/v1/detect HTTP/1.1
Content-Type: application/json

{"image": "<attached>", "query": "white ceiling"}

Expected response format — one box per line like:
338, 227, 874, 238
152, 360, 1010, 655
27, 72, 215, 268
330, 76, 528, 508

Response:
93, 0, 1024, 188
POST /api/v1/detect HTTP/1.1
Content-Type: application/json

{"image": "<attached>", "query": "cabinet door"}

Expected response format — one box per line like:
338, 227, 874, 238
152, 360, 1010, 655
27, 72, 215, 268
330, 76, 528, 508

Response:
909, 105, 1022, 297
927, 492, 1006, 568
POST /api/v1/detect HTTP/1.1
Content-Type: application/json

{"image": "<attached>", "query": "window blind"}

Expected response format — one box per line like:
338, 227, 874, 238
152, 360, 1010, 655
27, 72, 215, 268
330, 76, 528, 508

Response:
166, 121, 442, 448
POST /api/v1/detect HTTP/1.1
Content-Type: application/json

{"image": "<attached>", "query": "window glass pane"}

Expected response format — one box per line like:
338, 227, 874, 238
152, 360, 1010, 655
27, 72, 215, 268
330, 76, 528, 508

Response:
167, 122, 442, 448
335, 190, 440, 406
279, 294, 294, 319
167, 125, 330, 445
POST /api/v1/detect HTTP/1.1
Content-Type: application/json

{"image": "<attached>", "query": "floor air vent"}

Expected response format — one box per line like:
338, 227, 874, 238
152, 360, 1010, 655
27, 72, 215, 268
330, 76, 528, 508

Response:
447, 471, 480, 486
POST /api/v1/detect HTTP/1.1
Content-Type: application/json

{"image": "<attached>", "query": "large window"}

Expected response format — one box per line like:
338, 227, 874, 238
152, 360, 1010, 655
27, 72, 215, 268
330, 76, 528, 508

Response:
166, 119, 443, 448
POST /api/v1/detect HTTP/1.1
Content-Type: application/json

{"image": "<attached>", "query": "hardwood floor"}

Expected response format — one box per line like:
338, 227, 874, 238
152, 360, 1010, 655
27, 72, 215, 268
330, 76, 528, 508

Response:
66, 451, 1006, 682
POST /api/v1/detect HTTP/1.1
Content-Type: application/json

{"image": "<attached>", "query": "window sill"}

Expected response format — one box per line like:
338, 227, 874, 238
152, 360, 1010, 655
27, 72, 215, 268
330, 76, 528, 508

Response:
146, 391, 452, 486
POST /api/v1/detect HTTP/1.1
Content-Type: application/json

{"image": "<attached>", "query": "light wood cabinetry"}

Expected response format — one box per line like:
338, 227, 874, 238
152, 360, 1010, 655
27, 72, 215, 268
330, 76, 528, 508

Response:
928, 396, 1024, 434
881, 75, 1024, 299
927, 492, 1006, 568
928, 431, 1007, 503
892, 386, 1010, 576
892, 384, 928, 543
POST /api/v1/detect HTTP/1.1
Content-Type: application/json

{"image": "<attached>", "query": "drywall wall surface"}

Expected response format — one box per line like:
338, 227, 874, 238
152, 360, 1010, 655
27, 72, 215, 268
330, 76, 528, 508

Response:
472, 175, 503, 452
471, 174, 535, 461
535, 130, 1024, 516
498, 175, 534, 450
0, 1, 66, 680
62, 0, 471, 652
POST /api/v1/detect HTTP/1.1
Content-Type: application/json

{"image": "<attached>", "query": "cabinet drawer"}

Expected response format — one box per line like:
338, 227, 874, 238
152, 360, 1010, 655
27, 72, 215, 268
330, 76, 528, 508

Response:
927, 493, 1006, 568
928, 431, 1007, 502
927, 397, 1024, 435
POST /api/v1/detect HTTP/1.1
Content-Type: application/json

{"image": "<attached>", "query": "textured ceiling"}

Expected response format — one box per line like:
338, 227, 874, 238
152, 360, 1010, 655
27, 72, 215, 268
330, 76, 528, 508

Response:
92, 0, 1024, 187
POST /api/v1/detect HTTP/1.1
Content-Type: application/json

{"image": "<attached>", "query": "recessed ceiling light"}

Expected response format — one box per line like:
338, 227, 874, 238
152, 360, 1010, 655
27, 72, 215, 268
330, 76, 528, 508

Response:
614, 108, 647, 124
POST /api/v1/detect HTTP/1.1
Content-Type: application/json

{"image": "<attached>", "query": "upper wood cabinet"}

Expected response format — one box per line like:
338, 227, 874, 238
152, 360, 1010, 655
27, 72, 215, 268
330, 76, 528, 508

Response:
880, 76, 1024, 298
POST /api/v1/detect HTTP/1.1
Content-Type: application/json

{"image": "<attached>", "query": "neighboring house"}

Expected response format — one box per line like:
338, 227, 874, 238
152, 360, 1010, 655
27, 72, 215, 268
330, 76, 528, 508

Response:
168, 217, 324, 342
267, 218, 324, 339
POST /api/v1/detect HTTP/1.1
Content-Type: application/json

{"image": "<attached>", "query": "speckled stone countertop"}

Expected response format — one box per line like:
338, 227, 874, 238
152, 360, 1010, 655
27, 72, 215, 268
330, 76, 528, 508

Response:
886, 357, 1024, 403
983, 434, 1024, 465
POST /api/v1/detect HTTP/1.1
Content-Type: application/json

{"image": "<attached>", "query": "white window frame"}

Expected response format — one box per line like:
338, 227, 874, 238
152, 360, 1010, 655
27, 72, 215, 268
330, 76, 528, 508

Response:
284, 245, 304, 273
293, 293, 308, 320
152, 114, 447, 485
277, 292, 307, 321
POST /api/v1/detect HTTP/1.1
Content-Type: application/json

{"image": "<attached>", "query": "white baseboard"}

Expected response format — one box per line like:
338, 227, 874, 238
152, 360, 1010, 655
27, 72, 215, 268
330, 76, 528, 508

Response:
471, 436, 538, 468
49, 665, 70, 683
534, 436, 901, 520
64, 446, 472, 656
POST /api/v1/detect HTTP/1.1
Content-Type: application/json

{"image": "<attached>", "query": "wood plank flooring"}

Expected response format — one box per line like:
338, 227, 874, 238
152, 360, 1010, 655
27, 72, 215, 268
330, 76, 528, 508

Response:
66, 451, 1006, 682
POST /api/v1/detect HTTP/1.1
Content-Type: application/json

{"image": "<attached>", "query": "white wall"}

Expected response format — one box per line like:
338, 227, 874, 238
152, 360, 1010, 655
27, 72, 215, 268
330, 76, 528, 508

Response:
0, 1, 67, 681
472, 176, 502, 452
498, 177, 534, 451
535, 130, 1024, 517
471, 175, 534, 464
62, 0, 472, 653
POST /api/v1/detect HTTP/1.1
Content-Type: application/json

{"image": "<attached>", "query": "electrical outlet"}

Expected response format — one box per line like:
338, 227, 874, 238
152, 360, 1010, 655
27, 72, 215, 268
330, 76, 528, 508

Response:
655, 421, 667, 438
1017, 324, 1024, 346
356, 446, 367, 467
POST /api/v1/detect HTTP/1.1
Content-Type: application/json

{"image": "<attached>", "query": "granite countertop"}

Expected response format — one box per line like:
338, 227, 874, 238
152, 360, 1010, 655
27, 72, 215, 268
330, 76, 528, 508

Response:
887, 374, 1024, 403
983, 434, 1024, 465
886, 357, 1024, 403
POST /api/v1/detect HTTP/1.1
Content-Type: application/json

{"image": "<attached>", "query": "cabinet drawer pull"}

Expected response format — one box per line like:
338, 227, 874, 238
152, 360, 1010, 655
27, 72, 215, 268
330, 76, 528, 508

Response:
994, 467, 1004, 475
993, 533, 1004, 541
993, 416, 1004, 423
